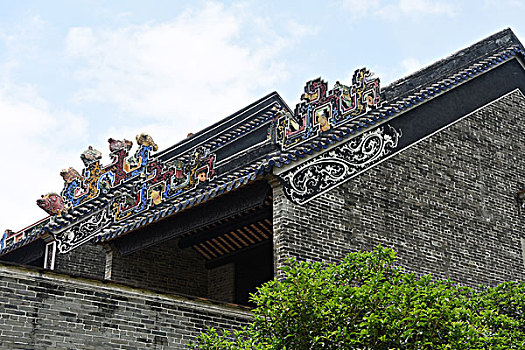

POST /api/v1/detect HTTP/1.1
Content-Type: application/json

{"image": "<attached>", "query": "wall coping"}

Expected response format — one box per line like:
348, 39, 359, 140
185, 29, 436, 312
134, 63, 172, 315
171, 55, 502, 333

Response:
0, 260, 253, 319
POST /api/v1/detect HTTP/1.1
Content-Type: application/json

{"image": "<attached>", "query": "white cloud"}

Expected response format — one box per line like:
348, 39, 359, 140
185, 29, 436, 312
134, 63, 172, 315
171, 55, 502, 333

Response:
340, 0, 381, 17
400, 57, 428, 76
340, 0, 456, 19
509, 0, 525, 6
483, 0, 524, 8
396, 0, 456, 16
65, 2, 306, 149
363, 57, 431, 87
0, 81, 88, 231
0, 1, 310, 231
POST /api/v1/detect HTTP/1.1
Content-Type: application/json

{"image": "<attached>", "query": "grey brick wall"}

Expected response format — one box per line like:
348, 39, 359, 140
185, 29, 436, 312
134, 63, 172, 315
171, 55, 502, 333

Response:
208, 263, 235, 303
0, 263, 251, 350
273, 90, 525, 286
108, 239, 236, 303
109, 239, 209, 297
54, 241, 106, 280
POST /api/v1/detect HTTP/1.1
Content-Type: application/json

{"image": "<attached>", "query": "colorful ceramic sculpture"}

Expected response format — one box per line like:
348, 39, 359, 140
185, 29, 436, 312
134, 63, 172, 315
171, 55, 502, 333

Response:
60, 167, 82, 183
37, 193, 66, 216
108, 138, 133, 152
136, 133, 158, 151
80, 146, 102, 166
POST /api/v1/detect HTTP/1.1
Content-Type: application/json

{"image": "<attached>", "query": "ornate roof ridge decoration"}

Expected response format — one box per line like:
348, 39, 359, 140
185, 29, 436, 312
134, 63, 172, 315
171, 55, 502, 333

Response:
0, 221, 49, 256
93, 157, 274, 244
1, 44, 524, 255
271, 45, 525, 160
270, 68, 381, 151
269, 45, 525, 164
279, 125, 401, 204
0, 96, 287, 254
269, 45, 524, 203
45, 133, 220, 253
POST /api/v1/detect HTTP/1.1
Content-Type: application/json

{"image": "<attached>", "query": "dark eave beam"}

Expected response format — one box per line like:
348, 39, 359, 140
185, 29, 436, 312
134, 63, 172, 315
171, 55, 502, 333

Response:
112, 181, 271, 256
178, 206, 272, 249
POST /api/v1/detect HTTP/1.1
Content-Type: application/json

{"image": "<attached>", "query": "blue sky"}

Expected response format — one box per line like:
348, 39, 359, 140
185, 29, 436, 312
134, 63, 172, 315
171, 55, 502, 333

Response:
1, 0, 524, 231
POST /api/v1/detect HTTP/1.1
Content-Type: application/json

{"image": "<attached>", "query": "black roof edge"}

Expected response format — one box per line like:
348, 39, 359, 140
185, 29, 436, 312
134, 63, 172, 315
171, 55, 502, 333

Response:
382, 28, 524, 102
156, 91, 291, 160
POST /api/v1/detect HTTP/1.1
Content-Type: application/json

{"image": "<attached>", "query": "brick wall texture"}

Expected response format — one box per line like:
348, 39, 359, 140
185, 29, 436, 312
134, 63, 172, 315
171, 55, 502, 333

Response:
54, 242, 106, 280
0, 263, 251, 350
109, 239, 208, 297
108, 238, 235, 302
207, 263, 235, 303
273, 90, 525, 286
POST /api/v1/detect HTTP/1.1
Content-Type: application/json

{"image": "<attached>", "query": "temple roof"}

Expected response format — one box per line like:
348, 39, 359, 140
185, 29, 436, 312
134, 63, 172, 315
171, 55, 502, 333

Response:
383, 28, 522, 101
1, 28, 524, 257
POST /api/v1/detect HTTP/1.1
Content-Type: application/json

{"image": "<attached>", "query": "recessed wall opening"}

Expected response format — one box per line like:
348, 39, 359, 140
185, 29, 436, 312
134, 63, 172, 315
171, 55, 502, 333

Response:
180, 195, 273, 306
0, 239, 46, 268
108, 181, 274, 306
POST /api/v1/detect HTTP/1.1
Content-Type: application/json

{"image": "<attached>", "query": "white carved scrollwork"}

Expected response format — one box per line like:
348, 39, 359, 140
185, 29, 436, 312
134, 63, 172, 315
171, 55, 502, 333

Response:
54, 206, 111, 253
280, 125, 401, 204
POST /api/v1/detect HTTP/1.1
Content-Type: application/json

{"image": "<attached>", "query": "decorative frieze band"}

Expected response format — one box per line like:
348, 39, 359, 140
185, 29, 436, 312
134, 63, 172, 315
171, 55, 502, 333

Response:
278, 125, 401, 204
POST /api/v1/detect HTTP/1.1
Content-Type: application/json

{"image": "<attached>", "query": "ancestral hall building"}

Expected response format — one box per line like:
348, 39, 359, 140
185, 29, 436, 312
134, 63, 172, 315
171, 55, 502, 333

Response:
0, 28, 524, 349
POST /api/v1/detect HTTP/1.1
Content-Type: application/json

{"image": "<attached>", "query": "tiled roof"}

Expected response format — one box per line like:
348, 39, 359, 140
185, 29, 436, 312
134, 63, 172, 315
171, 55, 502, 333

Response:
0, 218, 50, 256
2, 93, 288, 254
93, 158, 275, 243
1, 29, 524, 256
269, 44, 525, 168
89, 41, 525, 244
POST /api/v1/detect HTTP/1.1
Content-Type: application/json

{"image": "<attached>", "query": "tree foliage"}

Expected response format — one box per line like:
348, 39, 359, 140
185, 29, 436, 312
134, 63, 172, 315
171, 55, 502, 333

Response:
190, 246, 525, 349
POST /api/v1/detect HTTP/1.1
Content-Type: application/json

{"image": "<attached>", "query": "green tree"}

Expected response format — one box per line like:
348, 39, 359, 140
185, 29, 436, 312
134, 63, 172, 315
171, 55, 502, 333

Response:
190, 246, 525, 349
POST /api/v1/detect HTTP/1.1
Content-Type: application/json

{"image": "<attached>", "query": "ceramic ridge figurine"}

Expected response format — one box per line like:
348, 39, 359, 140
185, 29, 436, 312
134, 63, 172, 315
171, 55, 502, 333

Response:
136, 133, 158, 151
80, 146, 102, 166
278, 110, 300, 132
36, 193, 66, 216
60, 167, 82, 183
108, 138, 133, 152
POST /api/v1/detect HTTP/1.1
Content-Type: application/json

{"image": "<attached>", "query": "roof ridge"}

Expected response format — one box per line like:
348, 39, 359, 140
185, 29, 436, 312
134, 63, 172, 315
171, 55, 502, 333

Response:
383, 28, 523, 102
